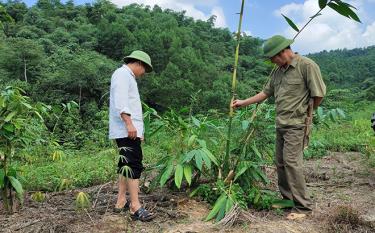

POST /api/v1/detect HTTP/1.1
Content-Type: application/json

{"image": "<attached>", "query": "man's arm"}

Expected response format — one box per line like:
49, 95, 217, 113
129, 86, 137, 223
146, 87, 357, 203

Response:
113, 72, 138, 139
313, 96, 323, 109
232, 91, 269, 108
121, 113, 137, 139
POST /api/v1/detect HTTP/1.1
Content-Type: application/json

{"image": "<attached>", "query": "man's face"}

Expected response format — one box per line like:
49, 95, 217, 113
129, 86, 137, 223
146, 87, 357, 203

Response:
134, 62, 146, 78
270, 50, 288, 67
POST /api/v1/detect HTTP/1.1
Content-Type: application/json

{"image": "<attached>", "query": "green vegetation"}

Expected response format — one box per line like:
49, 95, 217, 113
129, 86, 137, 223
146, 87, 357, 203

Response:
0, 0, 373, 221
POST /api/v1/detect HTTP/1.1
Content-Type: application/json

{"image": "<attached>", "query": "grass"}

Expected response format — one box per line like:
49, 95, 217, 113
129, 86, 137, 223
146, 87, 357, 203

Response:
17, 142, 165, 191
305, 102, 375, 164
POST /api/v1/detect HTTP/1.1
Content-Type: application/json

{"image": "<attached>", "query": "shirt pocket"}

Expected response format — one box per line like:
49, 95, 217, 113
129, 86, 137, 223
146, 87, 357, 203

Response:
285, 77, 304, 93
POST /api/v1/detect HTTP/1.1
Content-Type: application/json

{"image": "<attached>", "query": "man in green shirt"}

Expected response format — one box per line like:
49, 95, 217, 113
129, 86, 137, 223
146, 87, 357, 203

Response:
232, 35, 326, 217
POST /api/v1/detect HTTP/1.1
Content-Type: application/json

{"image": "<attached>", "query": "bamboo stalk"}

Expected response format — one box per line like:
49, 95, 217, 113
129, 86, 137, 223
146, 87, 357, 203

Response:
224, 0, 245, 174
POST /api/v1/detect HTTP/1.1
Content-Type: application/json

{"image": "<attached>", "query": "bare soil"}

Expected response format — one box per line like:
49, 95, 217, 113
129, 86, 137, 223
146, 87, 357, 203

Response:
1, 152, 375, 233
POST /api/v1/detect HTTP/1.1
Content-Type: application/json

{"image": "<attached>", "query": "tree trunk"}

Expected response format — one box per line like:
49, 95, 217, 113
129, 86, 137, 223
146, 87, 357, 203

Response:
23, 58, 27, 83
78, 86, 82, 112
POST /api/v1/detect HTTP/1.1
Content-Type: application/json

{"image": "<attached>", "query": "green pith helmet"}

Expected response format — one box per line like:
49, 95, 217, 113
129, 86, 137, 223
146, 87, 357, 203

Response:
263, 35, 294, 58
123, 50, 153, 73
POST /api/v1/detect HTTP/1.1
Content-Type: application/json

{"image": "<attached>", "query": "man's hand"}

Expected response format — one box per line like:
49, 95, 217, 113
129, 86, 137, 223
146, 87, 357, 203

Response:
126, 123, 137, 139
121, 113, 137, 140
232, 92, 269, 109
232, 99, 246, 109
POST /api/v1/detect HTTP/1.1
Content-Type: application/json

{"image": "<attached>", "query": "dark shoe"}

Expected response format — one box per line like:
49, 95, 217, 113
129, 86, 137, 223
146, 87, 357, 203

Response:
130, 207, 156, 222
114, 200, 130, 213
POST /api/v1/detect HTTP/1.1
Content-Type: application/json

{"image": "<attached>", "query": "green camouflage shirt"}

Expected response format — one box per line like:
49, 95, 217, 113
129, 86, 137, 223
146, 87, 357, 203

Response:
263, 54, 326, 128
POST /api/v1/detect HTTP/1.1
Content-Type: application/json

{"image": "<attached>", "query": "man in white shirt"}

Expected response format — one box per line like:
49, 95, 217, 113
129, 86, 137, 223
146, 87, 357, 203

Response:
109, 50, 155, 221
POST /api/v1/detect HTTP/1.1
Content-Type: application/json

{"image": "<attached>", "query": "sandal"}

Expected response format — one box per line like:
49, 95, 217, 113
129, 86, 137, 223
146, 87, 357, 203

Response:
130, 207, 156, 222
114, 200, 131, 213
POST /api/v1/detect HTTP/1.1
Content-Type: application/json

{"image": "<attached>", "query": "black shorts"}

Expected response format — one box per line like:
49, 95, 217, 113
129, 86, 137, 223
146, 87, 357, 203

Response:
115, 137, 144, 179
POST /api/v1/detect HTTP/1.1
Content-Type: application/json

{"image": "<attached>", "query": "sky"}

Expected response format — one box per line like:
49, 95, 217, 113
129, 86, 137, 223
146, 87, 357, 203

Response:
22, 0, 375, 54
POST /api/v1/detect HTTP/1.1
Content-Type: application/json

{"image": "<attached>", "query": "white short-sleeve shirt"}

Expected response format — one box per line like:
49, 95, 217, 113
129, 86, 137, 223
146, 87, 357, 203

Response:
109, 65, 143, 139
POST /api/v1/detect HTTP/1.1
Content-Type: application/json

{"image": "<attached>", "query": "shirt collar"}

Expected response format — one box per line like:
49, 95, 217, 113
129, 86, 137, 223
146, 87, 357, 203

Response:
290, 54, 299, 67
123, 64, 135, 78
280, 54, 299, 73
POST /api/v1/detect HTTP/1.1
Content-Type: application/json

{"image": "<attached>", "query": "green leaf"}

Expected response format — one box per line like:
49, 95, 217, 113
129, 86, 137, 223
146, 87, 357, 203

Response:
225, 197, 234, 213
317, 107, 324, 119
241, 120, 250, 130
183, 165, 192, 186
8, 176, 24, 202
328, 2, 361, 22
191, 116, 201, 127
197, 139, 207, 148
195, 151, 203, 171
201, 148, 219, 166
251, 144, 262, 160
282, 14, 299, 32
174, 164, 184, 188
160, 162, 174, 187
4, 111, 17, 122
21, 102, 32, 109
205, 194, 227, 221
33, 111, 44, 122
319, 0, 328, 9
199, 149, 211, 169
2, 123, 14, 133
234, 165, 249, 181
255, 168, 269, 184
216, 199, 227, 222
336, 108, 346, 118
188, 135, 197, 147
183, 150, 197, 163
272, 199, 295, 209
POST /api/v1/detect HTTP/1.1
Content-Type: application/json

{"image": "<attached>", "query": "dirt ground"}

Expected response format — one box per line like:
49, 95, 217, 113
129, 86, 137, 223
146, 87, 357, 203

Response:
1, 152, 375, 233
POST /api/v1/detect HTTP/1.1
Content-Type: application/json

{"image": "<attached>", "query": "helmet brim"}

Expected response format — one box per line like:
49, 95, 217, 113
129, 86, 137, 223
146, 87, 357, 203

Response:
123, 56, 153, 73
263, 39, 294, 58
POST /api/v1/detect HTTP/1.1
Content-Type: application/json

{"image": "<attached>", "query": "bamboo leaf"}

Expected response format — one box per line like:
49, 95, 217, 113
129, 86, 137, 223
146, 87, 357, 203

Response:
183, 165, 192, 186
201, 148, 219, 166
160, 162, 174, 187
282, 14, 300, 32
328, 2, 361, 22
272, 199, 295, 209
195, 151, 203, 171
188, 135, 197, 147
225, 197, 234, 213
251, 144, 262, 160
205, 194, 227, 221
191, 116, 200, 127
216, 199, 227, 222
8, 176, 24, 200
339, 2, 361, 22
319, 0, 328, 9
199, 149, 211, 169
183, 150, 197, 163
234, 165, 249, 181
174, 164, 183, 188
